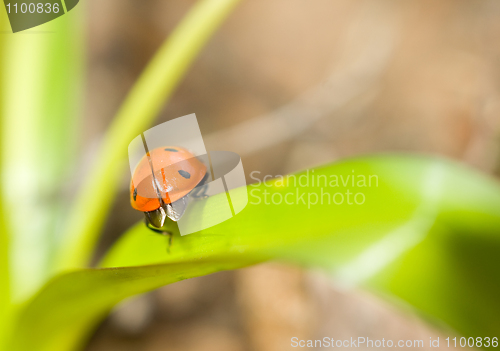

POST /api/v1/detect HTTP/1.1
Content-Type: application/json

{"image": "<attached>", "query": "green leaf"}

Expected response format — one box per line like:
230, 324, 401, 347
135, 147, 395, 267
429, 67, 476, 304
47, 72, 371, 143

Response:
0, 6, 12, 345
0, 7, 84, 303
8, 155, 500, 350
8, 257, 257, 351
56, 0, 242, 271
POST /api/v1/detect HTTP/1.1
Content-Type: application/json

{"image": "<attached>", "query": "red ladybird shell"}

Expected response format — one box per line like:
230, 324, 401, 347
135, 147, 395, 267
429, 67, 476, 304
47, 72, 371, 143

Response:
130, 146, 207, 212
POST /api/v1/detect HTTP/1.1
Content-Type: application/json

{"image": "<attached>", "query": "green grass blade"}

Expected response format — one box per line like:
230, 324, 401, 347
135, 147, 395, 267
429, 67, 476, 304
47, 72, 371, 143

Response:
0, 10, 83, 302
0, 197, 9, 348
0, 7, 11, 346
56, 0, 241, 271
8, 155, 500, 351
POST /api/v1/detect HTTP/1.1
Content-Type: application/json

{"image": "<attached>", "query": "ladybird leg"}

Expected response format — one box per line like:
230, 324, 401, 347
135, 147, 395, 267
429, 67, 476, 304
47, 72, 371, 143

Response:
191, 171, 209, 198
158, 230, 173, 254
192, 184, 208, 199
190, 186, 201, 198
167, 231, 173, 253
199, 184, 209, 198
146, 224, 171, 236
143, 214, 173, 253
150, 228, 173, 253
198, 170, 209, 185
198, 171, 210, 197
191, 182, 209, 199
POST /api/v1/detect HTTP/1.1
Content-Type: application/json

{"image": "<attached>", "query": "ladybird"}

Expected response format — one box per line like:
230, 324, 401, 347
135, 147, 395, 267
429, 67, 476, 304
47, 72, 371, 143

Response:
130, 146, 207, 236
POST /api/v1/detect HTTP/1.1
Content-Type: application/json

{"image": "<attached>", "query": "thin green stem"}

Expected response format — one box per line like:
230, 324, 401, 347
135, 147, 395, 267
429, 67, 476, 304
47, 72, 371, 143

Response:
56, 0, 241, 270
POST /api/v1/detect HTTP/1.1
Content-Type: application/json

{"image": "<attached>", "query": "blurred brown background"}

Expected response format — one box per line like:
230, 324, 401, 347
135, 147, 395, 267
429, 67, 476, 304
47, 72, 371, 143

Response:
83, 0, 500, 350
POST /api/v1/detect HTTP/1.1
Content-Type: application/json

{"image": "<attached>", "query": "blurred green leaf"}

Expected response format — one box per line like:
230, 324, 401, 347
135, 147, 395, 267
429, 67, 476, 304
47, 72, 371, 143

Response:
7, 257, 256, 351
0, 8, 83, 302
56, 0, 242, 271
0, 6, 12, 345
8, 155, 500, 350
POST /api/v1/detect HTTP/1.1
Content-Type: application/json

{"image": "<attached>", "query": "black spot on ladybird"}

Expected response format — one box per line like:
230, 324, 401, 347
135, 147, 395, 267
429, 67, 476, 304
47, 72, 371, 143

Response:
178, 170, 191, 179
164, 148, 178, 152
133, 188, 137, 201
